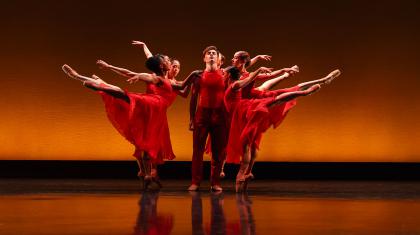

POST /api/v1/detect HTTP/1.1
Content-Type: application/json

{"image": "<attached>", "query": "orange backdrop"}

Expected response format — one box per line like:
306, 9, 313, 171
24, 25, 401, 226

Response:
1, 1, 419, 161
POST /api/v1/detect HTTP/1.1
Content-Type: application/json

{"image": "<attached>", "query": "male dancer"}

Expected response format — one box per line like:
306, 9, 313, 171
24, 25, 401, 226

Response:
180, 46, 227, 191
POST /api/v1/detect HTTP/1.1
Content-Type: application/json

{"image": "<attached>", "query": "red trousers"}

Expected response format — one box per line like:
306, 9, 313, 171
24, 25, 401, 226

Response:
192, 107, 228, 186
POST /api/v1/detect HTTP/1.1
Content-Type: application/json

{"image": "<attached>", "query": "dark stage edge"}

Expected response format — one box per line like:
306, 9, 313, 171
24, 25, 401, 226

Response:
0, 179, 420, 199
1, 160, 420, 180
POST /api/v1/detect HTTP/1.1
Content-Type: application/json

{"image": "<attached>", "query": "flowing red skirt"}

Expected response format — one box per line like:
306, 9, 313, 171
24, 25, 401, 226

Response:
226, 86, 300, 164
99, 91, 175, 164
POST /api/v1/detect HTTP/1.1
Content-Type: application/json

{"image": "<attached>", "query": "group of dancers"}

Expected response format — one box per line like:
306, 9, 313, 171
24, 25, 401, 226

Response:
62, 41, 341, 192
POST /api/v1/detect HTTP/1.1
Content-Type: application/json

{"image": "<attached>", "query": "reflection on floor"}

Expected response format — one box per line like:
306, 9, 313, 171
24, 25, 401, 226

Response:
0, 179, 420, 234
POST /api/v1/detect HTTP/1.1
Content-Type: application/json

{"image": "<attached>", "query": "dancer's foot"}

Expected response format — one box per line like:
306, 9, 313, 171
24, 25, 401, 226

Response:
142, 176, 161, 191
220, 171, 226, 178
210, 185, 223, 192
290, 65, 299, 74
62, 64, 82, 81
137, 170, 145, 177
242, 173, 254, 192
188, 184, 199, 191
324, 69, 341, 85
143, 175, 152, 191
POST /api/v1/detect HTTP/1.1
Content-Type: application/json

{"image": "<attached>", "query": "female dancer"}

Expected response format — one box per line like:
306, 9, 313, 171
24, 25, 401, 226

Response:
224, 66, 341, 192
62, 54, 179, 189
232, 51, 300, 99
96, 41, 191, 183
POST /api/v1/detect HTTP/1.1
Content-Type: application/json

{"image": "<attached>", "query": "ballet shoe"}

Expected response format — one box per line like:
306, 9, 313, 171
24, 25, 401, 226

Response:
188, 184, 199, 191
210, 185, 223, 192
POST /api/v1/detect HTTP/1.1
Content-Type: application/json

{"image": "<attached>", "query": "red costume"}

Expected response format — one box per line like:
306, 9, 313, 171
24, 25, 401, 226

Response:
191, 69, 228, 186
99, 79, 176, 164
224, 83, 299, 164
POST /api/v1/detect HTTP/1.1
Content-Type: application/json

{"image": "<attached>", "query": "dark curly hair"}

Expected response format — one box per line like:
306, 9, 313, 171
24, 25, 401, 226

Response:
145, 54, 166, 75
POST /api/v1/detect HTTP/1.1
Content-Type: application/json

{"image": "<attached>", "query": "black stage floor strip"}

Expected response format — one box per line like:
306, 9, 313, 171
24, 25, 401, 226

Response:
1, 160, 420, 180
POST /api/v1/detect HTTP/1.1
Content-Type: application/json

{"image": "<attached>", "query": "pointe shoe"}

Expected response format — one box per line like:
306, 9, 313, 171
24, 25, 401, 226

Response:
143, 176, 152, 191
291, 65, 299, 73
210, 185, 223, 192
325, 69, 341, 84
245, 173, 254, 180
62, 64, 79, 79
242, 174, 254, 192
188, 184, 199, 191
220, 171, 226, 178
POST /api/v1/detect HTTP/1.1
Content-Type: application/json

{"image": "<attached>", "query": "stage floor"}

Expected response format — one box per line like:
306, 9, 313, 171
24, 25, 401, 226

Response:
1, 179, 420, 234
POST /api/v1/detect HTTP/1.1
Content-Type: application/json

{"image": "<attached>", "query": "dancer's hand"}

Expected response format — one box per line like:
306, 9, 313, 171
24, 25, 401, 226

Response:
132, 40, 146, 47
189, 119, 194, 131
126, 76, 140, 84
257, 55, 272, 61
96, 60, 109, 69
258, 67, 273, 74
285, 65, 299, 75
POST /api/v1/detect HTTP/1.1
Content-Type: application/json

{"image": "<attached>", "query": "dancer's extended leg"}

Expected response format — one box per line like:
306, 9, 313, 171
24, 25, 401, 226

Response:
297, 69, 341, 90
62, 64, 129, 102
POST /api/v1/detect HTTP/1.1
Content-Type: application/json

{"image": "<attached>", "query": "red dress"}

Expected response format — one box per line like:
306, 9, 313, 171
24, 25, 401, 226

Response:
224, 84, 298, 164
99, 79, 176, 164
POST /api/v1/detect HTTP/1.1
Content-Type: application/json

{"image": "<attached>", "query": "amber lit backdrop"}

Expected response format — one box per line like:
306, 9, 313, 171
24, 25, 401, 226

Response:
1, 1, 419, 161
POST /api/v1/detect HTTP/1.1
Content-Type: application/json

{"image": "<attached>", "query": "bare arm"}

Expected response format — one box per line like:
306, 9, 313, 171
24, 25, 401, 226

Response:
248, 55, 272, 68
256, 65, 299, 80
232, 67, 273, 90
171, 70, 202, 90
127, 73, 159, 84
132, 41, 153, 59
175, 83, 192, 98
97, 60, 138, 78
189, 85, 199, 131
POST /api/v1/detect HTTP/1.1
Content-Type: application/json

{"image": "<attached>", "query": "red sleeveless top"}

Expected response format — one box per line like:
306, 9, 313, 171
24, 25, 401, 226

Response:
198, 69, 225, 108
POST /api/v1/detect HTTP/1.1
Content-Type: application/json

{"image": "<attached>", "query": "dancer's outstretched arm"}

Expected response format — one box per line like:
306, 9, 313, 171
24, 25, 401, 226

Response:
255, 65, 299, 81
175, 83, 192, 98
126, 72, 160, 84
232, 67, 273, 90
171, 70, 202, 90
248, 54, 272, 68
97, 60, 138, 78
132, 41, 153, 59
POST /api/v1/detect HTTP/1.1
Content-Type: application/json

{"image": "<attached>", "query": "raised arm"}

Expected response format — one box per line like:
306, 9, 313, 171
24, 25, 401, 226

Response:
132, 41, 153, 59
256, 65, 299, 80
232, 67, 273, 90
248, 54, 272, 68
97, 60, 138, 78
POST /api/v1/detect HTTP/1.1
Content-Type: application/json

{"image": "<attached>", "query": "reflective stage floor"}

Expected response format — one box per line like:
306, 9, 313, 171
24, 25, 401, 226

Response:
1, 179, 420, 234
